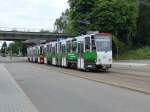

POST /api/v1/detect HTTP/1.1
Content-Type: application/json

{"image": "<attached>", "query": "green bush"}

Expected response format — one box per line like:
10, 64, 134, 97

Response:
118, 46, 150, 60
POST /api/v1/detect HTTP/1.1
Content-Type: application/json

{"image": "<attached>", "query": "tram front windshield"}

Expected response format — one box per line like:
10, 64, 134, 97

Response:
95, 36, 112, 52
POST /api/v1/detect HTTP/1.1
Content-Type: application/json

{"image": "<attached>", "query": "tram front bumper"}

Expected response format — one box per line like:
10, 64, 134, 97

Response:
85, 61, 111, 70
96, 64, 112, 70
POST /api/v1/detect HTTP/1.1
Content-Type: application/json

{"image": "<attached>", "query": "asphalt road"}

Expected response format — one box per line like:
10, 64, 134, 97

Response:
3, 61, 150, 112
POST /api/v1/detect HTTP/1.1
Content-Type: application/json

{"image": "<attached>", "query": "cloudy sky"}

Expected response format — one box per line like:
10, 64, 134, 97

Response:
0, 0, 69, 31
0, 0, 69, 47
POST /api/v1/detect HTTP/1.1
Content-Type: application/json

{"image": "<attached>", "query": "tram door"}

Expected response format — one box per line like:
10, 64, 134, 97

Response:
57, 42, 62, 66
77, 42, 84, 69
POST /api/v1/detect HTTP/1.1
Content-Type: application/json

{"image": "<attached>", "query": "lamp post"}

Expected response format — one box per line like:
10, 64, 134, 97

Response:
116, 46, 119, 60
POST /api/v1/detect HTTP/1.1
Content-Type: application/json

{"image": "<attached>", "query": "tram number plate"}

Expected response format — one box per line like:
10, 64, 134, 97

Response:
88, 65, 92, 68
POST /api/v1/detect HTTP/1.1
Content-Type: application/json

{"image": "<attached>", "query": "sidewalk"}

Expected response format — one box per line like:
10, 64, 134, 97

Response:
0, 64, 38, 112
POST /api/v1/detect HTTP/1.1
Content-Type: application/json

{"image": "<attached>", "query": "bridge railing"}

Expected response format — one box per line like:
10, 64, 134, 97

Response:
0, 27, 51, 32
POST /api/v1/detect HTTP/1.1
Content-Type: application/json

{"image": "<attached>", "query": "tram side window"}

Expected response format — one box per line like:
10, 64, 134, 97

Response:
52, 47, 55, 56
42, 47, 45, 55
50, 45, 52, 53
64, 45, 66, 53
78, 43, 80, 54
91, 35, 96, 51
72, 42, 77, 52
59, 42, 62, 53
40, 47, 42, 55
47, 45, 49, 53
85, 37, 90, 51
67, 41, 72, 52
49, 45, 51, 52
78, 43, 84, 54
36, 47, 38, 56
55, 43, 57, 53
34, 49, 36, 56
62, 45, 66, 54
44, 47, 46, 56
61, 45, 63, 53
81, 43, 84, 54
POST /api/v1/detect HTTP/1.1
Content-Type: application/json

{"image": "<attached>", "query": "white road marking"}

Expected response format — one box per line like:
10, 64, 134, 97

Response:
0, 64, 39, 112
113, 62, 148, 66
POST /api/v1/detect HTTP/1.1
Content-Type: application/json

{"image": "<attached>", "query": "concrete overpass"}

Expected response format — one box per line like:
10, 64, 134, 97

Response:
0, 30, 74, 41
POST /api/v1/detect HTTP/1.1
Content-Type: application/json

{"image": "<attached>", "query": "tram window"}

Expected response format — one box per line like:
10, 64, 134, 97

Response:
81, 43, 84, 53
78, 43, 84, 54
52, 47, 55, 56
72, 42, 77, 52
92, 40, 96, 51
85, 37, 90, 51
62, 45, 66, 54
50, 45, 52, 53
43, 48, 45, 55
49, 45, 51, 52
91, 35, 95, 39
62, 45, 64, 53
59, 43, 62, 53
91, 35, 96, 51
64, 46, 66, 53
42, 47, 45, 54
62, 45, 63, 53
61, 45, 63, 53
48, 45, 50, 52
55, 43, 57, 53
46, 45, 48, 52
40, 47, 42, 54
67, 41, 72, 52
77, 43, 80, 53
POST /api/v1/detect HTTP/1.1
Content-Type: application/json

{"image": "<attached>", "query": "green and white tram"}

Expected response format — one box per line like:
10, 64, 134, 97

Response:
75, 33, 112, 70
28, 32, 112, 71
45, 42, 52, 64
59, 39, 67, 67
51, 42, 57, 65
27, 47, 33, 62
37, 44, 45, 64
61, 33, 112, 70
32, 46, 38, 63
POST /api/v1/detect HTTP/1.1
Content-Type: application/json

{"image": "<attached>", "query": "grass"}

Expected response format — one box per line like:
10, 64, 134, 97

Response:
118, 46, 150, 60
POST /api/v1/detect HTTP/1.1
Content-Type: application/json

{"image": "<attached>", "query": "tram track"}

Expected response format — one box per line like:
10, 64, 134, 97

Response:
25, 63, 150, 94
105, 71, 150, 83
110, 70, 150, 78
112, 66, 150, 74
109, 70, 150, 80
30, 63, 150, 83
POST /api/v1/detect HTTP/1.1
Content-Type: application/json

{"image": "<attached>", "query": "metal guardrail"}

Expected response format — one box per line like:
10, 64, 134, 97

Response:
0, 27, 51, 32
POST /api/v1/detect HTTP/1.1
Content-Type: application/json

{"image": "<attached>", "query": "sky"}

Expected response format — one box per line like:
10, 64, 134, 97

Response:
0, 0, 69, 30
0, 0, 69, 47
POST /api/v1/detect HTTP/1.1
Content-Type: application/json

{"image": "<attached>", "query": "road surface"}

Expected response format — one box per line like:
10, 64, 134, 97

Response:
1, 57, 149, 112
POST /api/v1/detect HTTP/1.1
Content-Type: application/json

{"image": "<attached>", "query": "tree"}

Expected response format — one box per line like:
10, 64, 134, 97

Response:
54, 0, 139, 54
2, 41, 7, 48
92, 0, 139, 44
68, 0, 96, 35
54, 9, 71, 33
135, 0, 150, 46
8, 41, 27, 56
1, 42, 7, 55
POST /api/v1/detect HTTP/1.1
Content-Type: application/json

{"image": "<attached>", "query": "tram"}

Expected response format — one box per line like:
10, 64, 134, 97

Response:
27, 47, 32, 62
27, 33, 112, 71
